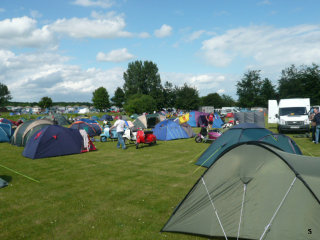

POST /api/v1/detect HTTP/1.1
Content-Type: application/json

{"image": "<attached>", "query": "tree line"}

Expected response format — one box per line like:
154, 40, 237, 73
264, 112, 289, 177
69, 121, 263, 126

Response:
1, 61, 320, 113
93, 60, 236, 114
237, 64, 320, 108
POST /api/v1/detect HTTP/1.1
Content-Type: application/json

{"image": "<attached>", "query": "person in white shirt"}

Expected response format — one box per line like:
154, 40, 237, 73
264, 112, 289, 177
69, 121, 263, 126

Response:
110, 115, 127, 149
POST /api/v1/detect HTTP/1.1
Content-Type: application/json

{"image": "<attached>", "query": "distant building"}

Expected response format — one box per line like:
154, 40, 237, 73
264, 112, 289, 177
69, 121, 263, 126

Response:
199, 106, 214, 113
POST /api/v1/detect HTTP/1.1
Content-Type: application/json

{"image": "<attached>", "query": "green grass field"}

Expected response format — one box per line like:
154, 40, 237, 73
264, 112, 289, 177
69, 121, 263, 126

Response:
0, 119, 319, 240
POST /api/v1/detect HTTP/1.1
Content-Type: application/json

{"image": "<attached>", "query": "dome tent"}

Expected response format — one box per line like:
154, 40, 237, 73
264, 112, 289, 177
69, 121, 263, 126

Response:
179, 122, 195, 138
11, 119, 55, 147
0, 123, 12, 142
162, 142, 320, 240
195, 123, 301, 168
23, 125, 83, 159
100, 114, 113, 121
69, 121, 102, 137
153, 120, 189, 141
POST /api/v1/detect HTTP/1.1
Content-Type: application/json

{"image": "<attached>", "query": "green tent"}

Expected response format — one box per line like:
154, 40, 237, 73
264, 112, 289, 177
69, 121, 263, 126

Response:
44, 114, 70, 126
196, 123, 301, 168
130, 114, 139, 119
162, 142, 320, 239
11, 119, 54, 146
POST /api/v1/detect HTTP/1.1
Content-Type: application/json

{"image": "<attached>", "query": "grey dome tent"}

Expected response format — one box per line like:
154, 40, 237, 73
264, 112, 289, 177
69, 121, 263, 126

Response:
162, 142, 320, 240
195, 123, 301, 168
180, 122, 195, 138
43, 114, 70, 126
11, 119, 55, 147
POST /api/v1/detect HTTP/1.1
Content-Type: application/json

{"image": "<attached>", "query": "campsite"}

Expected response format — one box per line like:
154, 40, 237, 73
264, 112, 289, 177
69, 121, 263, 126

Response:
1, 111, 320, 240
1, 0, 320, 238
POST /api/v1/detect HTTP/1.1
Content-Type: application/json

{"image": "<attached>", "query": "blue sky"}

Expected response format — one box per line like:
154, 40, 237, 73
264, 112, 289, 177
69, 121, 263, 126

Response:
0, 0, 320, 102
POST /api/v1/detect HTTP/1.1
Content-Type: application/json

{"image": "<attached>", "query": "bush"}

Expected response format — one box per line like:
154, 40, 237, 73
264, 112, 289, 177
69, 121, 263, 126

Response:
124, 94, 156, 115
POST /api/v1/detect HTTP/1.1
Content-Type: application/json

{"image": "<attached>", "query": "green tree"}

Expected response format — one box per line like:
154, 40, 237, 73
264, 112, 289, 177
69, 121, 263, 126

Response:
123, 60, 164, 109
278, 64, 320, 105
200, 93, 223, 108
163, 81, 176, 108
175, 83, 200, 111
111, 87, 125, 108
236, 70, 263, 108
92, 87, 110, 112
0, 83, 12, 107
220, 94, 236, 107
38, 96, 53, 109
260, 78, 277, 107
124, 94, 156, 115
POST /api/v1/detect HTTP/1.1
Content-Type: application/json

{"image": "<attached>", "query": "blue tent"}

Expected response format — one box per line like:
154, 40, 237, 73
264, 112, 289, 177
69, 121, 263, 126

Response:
23, 125, 83, 159
0, 118, 13, 126
70, 121, 102, 137
79, 118, 99, 124
212, 112, 224, 128
187, 111, 199, 127
100, 114, 113, 121
0, 123, 12, 142
153, 120, 189, 141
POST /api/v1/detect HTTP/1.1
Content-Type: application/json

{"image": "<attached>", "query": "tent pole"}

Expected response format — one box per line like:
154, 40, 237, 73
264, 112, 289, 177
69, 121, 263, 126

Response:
193, 146, 223, 174
259, 176, 296, 240
201, 177, 228, 240
237, 183, 247, 240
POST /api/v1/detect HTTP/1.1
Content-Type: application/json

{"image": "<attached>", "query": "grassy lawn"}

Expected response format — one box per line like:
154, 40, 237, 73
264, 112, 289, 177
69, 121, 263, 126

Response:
0, 120, 319, 240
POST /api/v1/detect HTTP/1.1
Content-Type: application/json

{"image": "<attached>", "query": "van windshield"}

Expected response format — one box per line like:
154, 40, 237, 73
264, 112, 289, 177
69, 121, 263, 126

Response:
279, 107, 307, 116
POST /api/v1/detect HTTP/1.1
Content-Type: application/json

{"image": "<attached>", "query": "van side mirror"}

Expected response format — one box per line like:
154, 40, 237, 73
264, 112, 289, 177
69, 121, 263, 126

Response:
275, 114, 279, 118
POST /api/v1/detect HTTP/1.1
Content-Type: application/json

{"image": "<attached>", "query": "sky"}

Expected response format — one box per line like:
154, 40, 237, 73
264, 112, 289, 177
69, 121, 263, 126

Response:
0, 0, 320, 102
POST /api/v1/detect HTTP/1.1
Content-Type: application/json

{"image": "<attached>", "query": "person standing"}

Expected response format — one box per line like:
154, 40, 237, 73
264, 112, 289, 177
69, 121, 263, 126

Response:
110, 115, 127, 149
313, 108, 320, 144
310, 108, 317, 142
206, 112, 214, 129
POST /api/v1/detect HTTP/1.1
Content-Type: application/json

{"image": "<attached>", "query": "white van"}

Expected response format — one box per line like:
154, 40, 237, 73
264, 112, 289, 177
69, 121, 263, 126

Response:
268, 98, 310, 133
220, 107, 240, 117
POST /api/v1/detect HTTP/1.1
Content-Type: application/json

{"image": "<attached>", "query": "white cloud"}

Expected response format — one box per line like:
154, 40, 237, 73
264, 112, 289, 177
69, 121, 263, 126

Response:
50, 12, 132, 38
201, 24, 320, 69
161, 72, 237, 97
258, 0, 271, 5
0, 16, 56, 48
217, 89, 225, 94
138, 32, 151, 38
96, 48, 135, 62
30, 10, 42, 19
0, 50, 124, 102
154, 24, 172, 38
186, 30, 205, 42
72, 0, 114, 8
